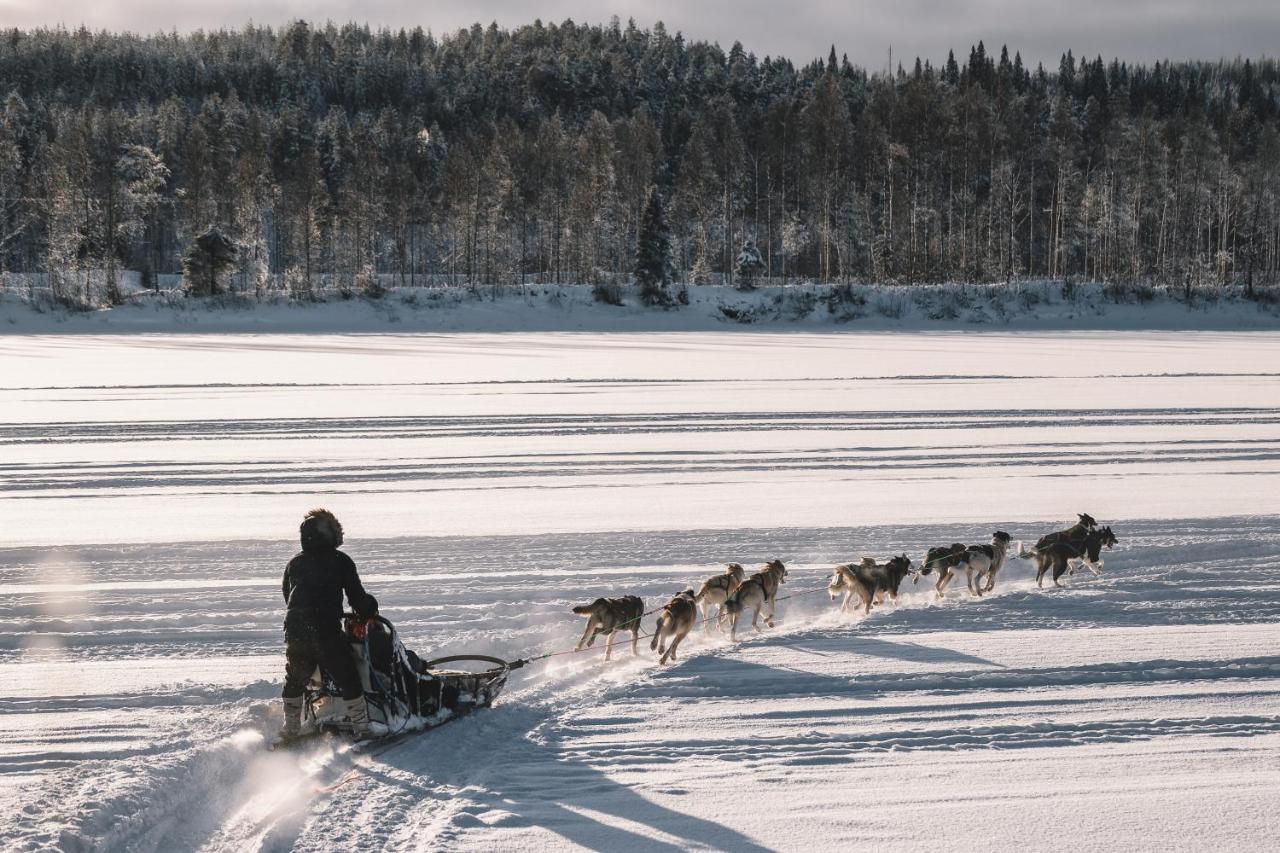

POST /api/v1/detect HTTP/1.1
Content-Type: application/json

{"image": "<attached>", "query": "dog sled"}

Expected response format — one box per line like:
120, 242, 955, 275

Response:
272, 613, 514, 749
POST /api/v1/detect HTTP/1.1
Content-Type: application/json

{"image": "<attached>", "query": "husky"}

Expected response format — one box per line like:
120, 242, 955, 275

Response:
1029, 525, 1118, 587
722, 560, 788, 640
1021, 513, 1098, 558
695, 563, 746, 633
918, 543, 967, 594
650, 589, 698, 664
827, 555, 914, 615
951, 532, 1012, 596
572, 595, 644, 660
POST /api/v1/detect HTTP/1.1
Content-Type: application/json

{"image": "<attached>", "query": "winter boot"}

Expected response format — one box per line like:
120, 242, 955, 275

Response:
345, 694, 372, 740
279, 696, 304, 740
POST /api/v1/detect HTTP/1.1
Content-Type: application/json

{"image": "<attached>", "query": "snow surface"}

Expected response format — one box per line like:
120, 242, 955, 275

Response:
2, 330, 1279, 851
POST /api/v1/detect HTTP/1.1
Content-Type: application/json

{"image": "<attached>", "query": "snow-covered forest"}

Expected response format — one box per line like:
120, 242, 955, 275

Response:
1, 19, 1279, 307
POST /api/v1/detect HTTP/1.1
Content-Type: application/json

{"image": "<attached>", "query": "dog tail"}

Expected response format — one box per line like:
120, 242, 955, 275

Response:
572, 604, 596, 615
1016, 541, 1037, 559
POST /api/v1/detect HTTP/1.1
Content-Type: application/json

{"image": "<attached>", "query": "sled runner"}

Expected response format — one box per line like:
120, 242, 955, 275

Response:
271, 613, 513, 749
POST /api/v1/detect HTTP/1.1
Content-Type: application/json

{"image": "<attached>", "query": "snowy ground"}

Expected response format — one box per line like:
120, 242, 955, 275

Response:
2, 331, 1279, 851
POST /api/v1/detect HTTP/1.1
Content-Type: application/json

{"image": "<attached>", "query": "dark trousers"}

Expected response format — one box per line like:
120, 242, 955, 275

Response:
282, 624, 363, 701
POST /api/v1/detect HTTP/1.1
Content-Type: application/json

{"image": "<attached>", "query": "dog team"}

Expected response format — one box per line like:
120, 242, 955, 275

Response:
572, 513, 1118, 664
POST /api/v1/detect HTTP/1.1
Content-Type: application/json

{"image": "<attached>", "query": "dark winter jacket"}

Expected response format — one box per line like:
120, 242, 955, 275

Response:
282, 548, 377, 632
282, 511, 377, 634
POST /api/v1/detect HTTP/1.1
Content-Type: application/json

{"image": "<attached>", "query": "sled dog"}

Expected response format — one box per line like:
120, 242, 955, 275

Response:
918, 543, 967, 596
952, 531, 1012, 596
1030, 525, 1118, 587
827, 555, 914, 615
722, 560, 787, 640
650, 589, 698, 664
572, 595, 644, 660
1021, 513, 1098, 559
695, 563, 746, 632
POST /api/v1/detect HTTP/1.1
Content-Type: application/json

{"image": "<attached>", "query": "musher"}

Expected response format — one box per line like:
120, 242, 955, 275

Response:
278, 508, 379, 740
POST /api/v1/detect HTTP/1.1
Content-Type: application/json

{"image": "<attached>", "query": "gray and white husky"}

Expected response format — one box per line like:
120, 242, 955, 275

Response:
695, 563, 746, 633
651, 589, 698, 664
938, 532, 1010, 597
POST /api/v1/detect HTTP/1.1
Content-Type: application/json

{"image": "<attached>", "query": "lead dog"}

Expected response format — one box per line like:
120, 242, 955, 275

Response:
722, 560, 788, 640
1023, 513, 1098, 558
827, 555, 914, 614
651, 589, 698, 664
955, 531, 1012, 596
572, 595, 644, 660
1031, 525, 1118, 587
695, 563, 746, 633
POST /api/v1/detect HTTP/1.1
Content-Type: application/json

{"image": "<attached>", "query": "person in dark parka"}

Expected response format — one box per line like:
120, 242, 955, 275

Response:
279, 508, 379, 739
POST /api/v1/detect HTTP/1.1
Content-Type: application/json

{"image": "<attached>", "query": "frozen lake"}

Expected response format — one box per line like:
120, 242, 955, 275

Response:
2, 331, 1279, 850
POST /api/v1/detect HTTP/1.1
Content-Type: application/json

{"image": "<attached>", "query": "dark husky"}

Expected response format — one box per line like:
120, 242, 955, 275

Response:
722, 560, 788, 640
1029, 525, 1118, 587
953, 531, 1012, 596
695, 563, 746, 633
1024, 513, 1098, 557
827, 555, 914, 615
572, 595, 644, 660
918, 543, 967, 595
651, 589, 698, 664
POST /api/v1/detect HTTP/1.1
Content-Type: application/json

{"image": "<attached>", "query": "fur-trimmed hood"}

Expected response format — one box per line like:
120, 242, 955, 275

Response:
300, 508, 343, 550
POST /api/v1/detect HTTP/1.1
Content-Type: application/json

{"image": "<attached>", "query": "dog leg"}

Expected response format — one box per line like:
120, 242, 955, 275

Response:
631, 626, 639, 656
667, 628, 688, 663
576, 620, 596, 651
605, 631, 615, 661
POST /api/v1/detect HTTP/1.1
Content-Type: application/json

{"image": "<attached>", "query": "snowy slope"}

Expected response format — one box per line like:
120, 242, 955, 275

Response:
2, 331, 1279, 851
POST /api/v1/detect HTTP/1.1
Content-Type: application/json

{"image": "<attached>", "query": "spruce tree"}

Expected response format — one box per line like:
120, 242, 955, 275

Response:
182, 229, 239, 296
634, 187, 672, 305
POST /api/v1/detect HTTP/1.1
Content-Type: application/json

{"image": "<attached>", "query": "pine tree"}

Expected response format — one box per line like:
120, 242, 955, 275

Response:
182, 229, 239, 296
635, 187, 672, 305
734, 238, 764, 289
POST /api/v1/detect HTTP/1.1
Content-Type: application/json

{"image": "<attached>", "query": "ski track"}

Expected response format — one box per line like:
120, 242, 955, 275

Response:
1, 331, 1279, 851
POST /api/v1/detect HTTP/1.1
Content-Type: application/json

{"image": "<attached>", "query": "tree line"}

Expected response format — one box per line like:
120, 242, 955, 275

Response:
1, 18, 1278, 306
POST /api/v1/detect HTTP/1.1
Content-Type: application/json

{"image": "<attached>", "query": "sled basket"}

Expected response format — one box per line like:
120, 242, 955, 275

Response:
303, 615, 511, 740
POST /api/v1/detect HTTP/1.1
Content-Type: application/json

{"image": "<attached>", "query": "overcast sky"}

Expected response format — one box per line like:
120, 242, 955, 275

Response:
2, 1, 1276, 67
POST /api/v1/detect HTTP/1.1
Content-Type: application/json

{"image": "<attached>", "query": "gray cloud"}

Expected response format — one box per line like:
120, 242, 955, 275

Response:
1, 1, 1276, 67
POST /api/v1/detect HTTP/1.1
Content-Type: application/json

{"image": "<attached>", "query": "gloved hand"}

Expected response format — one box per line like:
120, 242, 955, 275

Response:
359, 595, 379, 618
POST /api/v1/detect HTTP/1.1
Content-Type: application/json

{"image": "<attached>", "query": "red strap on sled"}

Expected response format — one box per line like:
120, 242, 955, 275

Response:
347, 617, 369, 639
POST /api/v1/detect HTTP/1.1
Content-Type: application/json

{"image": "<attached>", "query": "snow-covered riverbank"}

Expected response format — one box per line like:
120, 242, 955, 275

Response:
3, 281, 1279, 334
